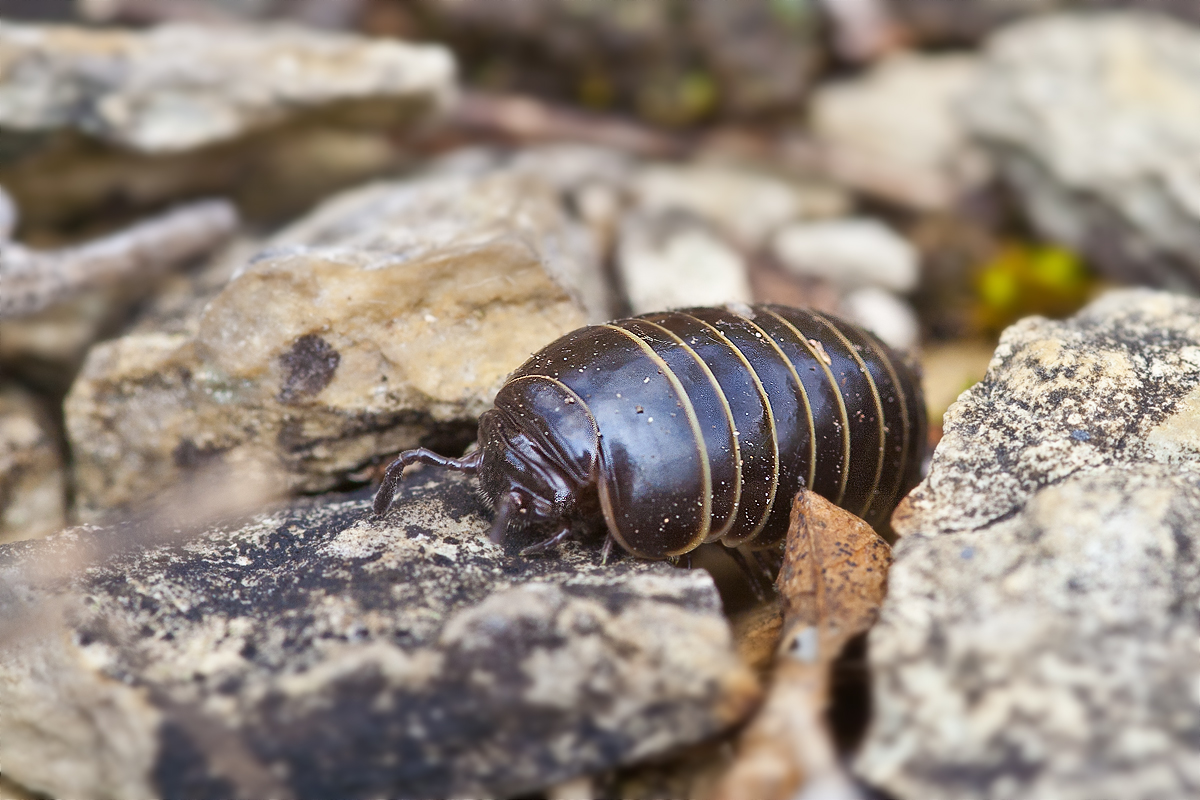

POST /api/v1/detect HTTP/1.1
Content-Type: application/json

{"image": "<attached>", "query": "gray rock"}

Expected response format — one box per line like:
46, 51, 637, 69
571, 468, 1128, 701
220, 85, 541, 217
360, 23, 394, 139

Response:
810, 53, 992, 210
856, 289, 1200, 799
631, 164, 849, 251
0, 383, 63, 543
617, 210, 752, 315
897, 288, 1200, 536
963, 12, 1200, 291
0, 471, 759, 800
78, 0, 367, 28
64, 167, 607, 520
771, 217, 920, 293
0, 21, 454, 153
840, 286, 920, 352
0, 21, 454, 231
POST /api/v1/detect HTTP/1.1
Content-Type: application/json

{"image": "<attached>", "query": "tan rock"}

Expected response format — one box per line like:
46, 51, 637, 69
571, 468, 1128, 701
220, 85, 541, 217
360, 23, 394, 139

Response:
65, 168, 607, 519
857, 289, 1200, 799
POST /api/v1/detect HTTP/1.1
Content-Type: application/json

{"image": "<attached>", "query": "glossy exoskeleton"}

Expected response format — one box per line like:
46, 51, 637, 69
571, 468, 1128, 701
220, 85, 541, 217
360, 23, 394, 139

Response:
373, 304, 926, 560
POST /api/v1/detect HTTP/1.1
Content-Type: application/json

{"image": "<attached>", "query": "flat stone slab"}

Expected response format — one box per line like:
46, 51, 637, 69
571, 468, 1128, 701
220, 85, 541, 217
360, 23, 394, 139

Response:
0, 21, 454, 153
0, 471, 758, 800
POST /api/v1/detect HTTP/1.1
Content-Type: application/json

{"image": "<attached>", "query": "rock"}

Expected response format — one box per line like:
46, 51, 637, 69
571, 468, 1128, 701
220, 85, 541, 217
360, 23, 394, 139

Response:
856, 289, 1200, 799
810, 53, 991, 210
64, 167, 609, 520
962, 12, 1200, 291
772, 218, 919, 293
0, 22, 454, 229
0, 383, 63, 543
508, 143, 635, 193
0, 470, 760, 800
899, 288, 1200, 534
863, 465, 1200, 800
840, 286, 920, 351
0, 21, 454, 153
510, 144, 636, 260
632, 164, 849, 251
79, 0, 368, 27
617, 210, 752, 315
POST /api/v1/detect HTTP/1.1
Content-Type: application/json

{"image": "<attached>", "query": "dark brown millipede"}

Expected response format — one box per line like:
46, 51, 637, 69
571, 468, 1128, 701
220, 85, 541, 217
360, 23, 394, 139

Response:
373, 304, 926, 560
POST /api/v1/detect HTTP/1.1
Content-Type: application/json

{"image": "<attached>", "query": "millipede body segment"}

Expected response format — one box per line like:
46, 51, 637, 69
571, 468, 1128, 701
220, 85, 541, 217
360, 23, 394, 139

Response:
373, 304, 926, 559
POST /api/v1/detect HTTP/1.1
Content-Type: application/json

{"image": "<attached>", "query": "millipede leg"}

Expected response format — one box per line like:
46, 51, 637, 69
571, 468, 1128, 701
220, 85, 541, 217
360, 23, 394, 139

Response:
372, 447, 483, 517
726, 546, 774, 603
520, 523, 574, 556
600, 534, 615, 566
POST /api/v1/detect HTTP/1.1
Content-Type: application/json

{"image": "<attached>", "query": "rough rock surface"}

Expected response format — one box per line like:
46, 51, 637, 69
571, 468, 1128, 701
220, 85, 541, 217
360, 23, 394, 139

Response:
963, 12, 1200, 291
0, 21, 454, 153
811, 53, 990, 210
0, 384, 63, 543
856, 289, 1200, 799
64, 167, 607, 520
0, 471, 759, 800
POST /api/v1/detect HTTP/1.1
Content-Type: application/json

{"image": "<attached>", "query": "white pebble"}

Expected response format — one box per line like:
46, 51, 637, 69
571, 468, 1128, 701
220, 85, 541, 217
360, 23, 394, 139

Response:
772, 217, 918, 292
841, 286, 920, 351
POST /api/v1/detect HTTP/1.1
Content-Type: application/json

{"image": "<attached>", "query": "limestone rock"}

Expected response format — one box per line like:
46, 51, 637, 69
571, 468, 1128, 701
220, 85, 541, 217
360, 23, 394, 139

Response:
64, 167, 607, 520
0, 21, 454, 153
0, 471, 759, 800
0, 383, 63, 543
862, 465, 1200, 800
811, 53, 991, 210
963, 12, 1200, 291
856, 289, 1200, 799
897, 288, 1200, 536
617, 210, 752, 315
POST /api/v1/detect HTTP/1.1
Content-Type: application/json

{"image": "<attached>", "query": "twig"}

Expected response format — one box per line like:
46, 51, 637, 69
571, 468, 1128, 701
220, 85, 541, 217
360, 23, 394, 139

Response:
0, 196, 239, 319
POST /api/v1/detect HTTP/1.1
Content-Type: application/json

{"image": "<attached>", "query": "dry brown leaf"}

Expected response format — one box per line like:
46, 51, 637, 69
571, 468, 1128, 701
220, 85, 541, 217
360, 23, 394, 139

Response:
713, 489, 892, 800
776, 489, 892, 650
